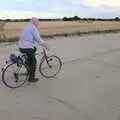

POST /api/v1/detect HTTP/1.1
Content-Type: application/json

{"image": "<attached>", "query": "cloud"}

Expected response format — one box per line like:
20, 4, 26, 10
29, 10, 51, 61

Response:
0, 0, 119, 18
71, 0, 120, 7
0, 9, 70, 19
0, 0, 68, 13
70, 0, 120, 17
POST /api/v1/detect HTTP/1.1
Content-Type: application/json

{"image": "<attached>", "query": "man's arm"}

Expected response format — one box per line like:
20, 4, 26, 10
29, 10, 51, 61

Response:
31, 27, 49, 49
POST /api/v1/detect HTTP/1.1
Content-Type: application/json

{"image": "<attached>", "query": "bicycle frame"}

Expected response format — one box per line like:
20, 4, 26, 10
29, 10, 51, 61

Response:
35, 48, 46, 58
35, 49, 51, 68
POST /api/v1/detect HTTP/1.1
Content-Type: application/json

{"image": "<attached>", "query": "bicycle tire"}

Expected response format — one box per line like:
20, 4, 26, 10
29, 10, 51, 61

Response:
2, 63, 28, 88
39, 55, 62, 78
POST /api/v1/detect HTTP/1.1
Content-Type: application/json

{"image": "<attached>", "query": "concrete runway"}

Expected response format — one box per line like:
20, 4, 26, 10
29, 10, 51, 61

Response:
1, 33, 120, 120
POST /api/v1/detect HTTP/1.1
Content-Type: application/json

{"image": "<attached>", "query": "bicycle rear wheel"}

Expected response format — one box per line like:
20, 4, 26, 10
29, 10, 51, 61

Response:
2, 63, 28, 88
39, 55, 62, 78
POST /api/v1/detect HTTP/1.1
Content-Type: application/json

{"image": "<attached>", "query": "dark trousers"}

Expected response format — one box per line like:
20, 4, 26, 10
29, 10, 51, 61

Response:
19, 47, 37, 80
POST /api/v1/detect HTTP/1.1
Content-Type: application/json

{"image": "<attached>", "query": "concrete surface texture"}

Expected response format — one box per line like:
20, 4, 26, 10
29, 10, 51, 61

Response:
0, 33, 120, 120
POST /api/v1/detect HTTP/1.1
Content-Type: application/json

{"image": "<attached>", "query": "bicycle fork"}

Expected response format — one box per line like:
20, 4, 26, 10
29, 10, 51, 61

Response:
45, 56, 52, 68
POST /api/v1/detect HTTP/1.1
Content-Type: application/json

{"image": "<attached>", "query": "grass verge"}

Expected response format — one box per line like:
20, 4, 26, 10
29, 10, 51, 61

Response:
0, 29, 120, 43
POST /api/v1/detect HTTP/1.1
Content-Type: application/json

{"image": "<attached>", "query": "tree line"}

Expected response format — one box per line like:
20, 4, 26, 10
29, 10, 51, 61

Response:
62, 16, 120, 21
0, 16, 119, 22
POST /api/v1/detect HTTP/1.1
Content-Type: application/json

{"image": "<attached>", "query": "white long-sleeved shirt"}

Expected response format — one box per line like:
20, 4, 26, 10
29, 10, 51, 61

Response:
18, 22, 45, 49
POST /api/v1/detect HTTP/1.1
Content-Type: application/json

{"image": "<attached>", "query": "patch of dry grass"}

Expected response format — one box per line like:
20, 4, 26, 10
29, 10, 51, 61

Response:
0, 21, 120, 42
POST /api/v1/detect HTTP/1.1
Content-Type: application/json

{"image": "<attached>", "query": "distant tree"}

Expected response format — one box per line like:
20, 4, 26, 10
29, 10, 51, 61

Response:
87, 18, 95, 21
82, 18, 88, 21
63, 17, 69, 21
73, 16, 80, 21
63, 16, 81, 21
114, 17, 120, 21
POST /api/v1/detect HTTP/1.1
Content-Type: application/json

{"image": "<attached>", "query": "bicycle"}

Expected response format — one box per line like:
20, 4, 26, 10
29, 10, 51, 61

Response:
1, 49, 62, 88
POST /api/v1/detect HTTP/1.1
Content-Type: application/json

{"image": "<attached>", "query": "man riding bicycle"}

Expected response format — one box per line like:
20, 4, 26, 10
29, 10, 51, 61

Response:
18, 17, 49, 82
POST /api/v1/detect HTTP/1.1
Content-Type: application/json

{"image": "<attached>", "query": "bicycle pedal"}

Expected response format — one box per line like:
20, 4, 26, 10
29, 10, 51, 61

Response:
1, 68, 4, 71
6, 60, 12, 64
14, 73, 18, 80
5, 60, 9, 64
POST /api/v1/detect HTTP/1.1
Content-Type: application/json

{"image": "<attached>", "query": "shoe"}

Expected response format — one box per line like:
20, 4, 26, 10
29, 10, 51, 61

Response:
28, 78, 39, 82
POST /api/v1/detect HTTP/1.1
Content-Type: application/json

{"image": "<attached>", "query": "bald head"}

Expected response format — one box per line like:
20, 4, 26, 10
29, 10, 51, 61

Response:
31, 17, 40, 27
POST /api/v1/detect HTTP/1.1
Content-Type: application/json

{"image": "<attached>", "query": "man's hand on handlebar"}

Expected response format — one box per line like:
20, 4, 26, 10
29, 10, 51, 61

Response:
40, 43, 50, 51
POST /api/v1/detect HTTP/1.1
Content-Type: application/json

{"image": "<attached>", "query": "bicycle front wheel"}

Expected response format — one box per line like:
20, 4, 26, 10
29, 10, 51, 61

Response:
2, 63, 28, 88
39, 55, 62, 78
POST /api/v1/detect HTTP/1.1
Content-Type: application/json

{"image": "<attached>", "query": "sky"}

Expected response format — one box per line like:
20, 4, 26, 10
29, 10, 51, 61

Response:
0, 0, 120, 19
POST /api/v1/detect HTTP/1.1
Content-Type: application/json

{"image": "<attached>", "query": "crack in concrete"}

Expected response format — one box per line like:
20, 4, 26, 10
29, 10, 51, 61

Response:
47, 95, 94, 120
63, 48, 120, 65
